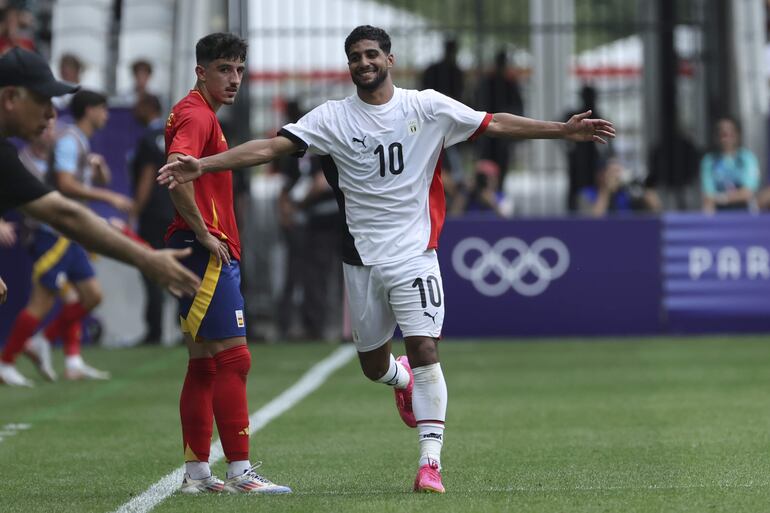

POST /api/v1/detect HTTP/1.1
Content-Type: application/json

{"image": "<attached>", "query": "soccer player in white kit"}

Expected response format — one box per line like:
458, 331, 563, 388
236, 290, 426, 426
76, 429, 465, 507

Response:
158, 25, 615, 493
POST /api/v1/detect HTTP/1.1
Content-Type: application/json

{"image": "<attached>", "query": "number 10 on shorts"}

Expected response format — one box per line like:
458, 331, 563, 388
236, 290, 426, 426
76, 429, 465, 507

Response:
412, 276, 442, 309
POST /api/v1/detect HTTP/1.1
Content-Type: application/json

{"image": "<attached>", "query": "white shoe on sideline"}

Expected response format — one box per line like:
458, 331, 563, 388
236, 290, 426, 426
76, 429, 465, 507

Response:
65, 358, 111, 381
0, 363, 35, 387
24, 334, 57, 381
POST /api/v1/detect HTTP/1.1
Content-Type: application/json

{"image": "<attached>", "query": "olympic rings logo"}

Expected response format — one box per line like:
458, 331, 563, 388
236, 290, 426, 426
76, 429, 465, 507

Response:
451, 237, 570, 297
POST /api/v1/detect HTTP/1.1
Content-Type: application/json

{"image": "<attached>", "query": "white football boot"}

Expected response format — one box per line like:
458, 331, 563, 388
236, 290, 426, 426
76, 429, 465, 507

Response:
23, 334, 57, 381
0, 363, 35, 387
64, 355, 111, 381
223, 463, 292, 494
179, 473, 225, 494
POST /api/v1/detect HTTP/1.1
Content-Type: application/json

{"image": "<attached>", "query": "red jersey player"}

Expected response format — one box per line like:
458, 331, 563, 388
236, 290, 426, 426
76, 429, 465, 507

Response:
164, 32, 290, 495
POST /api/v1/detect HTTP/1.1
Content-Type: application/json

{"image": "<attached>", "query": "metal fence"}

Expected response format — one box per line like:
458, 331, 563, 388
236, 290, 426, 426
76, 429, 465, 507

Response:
243, 0, 716, 214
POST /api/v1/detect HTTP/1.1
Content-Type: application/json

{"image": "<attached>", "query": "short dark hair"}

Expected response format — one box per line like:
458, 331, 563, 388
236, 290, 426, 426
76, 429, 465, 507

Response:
71, 89, 107, 120
195, 33, 247, 66
60, 53, 83, 73
344, 25, 391, 56
131, 59, 152, 75
136, 93, 161, 113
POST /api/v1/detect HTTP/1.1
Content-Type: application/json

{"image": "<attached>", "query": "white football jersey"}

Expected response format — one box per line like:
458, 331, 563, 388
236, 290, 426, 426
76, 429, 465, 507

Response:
280, 87, 491, 266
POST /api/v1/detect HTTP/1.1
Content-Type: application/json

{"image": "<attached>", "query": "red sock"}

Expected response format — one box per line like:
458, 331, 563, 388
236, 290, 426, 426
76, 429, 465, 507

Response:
62, 322, 82, 356
1, 310, 40, 364
44, 303, 88, 344
180, 357, 217, 462
213, 345, 251, 462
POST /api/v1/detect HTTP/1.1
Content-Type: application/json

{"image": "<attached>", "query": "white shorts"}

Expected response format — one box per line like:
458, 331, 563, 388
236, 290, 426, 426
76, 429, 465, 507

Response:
343, 250, 445, 352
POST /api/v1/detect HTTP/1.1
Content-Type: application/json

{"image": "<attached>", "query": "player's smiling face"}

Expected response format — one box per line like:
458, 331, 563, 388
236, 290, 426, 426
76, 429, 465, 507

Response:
197, 57, 245, 106
347, 39, 393, 91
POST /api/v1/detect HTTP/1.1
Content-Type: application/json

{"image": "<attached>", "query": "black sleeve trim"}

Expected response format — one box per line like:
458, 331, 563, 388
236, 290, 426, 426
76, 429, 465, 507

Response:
277, 128, 309, 158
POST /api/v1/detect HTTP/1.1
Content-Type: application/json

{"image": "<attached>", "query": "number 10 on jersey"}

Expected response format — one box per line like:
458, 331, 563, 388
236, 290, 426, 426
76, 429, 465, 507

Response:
375, 143, 404, 177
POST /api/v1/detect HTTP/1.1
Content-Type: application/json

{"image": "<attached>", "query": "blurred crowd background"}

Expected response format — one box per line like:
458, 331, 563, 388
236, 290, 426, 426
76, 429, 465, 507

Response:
0, 0, 768, 344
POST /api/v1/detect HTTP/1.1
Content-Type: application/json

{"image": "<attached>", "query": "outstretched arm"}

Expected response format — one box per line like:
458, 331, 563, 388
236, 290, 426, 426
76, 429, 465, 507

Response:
485, 110, 615, 144
158, 136, 298, 189
20, 191, 200, 297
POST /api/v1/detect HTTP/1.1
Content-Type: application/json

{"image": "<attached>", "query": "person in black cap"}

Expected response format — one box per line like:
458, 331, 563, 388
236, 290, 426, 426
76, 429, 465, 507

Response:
0, 48, 200, 385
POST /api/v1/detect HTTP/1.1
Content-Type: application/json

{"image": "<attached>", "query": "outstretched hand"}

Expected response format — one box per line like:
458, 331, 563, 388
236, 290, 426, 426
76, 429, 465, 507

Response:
564, 110, 616, 144
141, 247, 201, 297
157, 155, 203, 190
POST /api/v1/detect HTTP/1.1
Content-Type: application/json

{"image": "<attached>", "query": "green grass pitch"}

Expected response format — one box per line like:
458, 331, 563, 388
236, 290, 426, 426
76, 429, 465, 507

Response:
1, 336, 770, 513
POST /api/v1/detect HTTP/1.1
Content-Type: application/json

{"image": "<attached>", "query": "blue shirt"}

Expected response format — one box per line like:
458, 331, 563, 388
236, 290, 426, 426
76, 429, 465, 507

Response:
700, 148, 759, 197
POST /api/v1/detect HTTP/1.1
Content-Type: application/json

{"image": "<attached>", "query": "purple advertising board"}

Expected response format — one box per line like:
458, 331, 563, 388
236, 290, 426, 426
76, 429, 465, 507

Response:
438, 215, 662, 337
662, 213, 770, 333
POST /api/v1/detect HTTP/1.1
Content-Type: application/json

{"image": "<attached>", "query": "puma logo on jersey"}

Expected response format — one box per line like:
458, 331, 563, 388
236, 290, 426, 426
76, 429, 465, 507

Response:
352, 135, 367, 148
423, 311, 438, 323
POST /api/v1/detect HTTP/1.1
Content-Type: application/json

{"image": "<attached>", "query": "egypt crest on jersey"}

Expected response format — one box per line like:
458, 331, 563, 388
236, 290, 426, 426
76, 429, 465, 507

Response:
280, 87, 491, 266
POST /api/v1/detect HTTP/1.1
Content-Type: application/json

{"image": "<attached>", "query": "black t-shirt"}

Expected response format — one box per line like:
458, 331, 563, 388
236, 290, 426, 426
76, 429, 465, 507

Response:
0, 137, 52, 215
130, 123, 174, 225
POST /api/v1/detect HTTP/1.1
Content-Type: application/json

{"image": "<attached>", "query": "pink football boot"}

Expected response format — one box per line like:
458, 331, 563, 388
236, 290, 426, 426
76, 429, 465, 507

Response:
413, 460, 445, 493
394, 355, 416, 427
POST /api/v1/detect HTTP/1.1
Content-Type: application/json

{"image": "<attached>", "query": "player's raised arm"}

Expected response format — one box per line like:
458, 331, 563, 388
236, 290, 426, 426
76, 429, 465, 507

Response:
158, 135, 298, 189
485, 109, 615, 144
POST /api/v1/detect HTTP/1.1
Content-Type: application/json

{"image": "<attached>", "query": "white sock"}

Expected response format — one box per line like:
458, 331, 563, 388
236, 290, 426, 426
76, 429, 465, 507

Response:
375, 354, 411, 389
65, 355, 83, 369
185, 461, 211, 480
412, 363, 447, 469
227, 460, 251, 479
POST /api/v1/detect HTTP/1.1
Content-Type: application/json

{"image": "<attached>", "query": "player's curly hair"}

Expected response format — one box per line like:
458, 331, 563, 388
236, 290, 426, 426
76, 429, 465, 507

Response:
196, 32, 248, 66
344, 25, 391, 56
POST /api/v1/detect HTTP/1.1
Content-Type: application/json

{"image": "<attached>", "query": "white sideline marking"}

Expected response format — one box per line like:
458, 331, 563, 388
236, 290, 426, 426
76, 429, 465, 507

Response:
0, 423, 32, 445
112, 345, 357, 513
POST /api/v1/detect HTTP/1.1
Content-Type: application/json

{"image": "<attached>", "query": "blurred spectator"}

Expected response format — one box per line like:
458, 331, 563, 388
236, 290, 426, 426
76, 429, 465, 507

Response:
52, 53, 83, 111
130, 93, 174, 345
422, 38, 464, 101
579, 158, 662, 217
300, 161, 343, 340
646, 128, 700, 210
276, 101, 342, 340
450, 159, 504, 216
276, 102, 309, 339
422, 39, 466, 188
116, 59, 157, 107
59, 53, 83, 83
131, 59, 153, 97
565, 85, 606, 212
475, 49, 523, 189
0, 6, 35, 55
52, 89, 134, 214
700, 117, 759, 213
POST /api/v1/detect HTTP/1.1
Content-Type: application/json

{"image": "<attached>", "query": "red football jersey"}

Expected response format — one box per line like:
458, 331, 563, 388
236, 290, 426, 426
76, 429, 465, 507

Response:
164, 89, 241, 260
